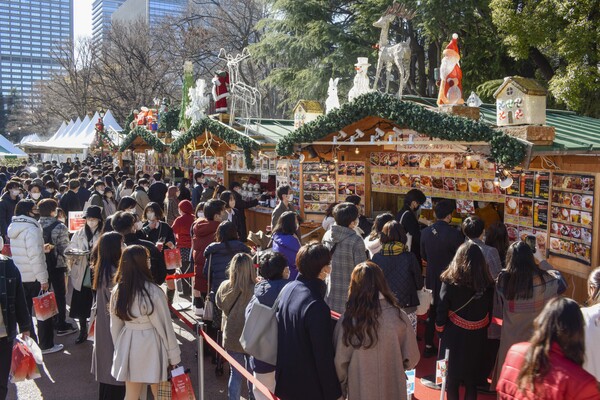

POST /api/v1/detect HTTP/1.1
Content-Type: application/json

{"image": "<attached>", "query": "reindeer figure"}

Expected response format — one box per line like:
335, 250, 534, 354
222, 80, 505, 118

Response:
218, 48, 262, 125
372, 3, 415, 99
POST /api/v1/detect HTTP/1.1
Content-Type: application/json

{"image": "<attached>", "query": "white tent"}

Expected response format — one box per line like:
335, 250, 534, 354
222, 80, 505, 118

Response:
0, 134, 27, 159
20, 134, 41, 144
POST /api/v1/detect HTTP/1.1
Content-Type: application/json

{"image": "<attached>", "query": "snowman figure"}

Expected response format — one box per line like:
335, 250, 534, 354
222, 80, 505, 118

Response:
348, 57, 372, 102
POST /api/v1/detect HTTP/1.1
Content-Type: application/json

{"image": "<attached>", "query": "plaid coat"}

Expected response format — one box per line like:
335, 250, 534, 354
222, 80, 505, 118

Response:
322, 225, 367, 313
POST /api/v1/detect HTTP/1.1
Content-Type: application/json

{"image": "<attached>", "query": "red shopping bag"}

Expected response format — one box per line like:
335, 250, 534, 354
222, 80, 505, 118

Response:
10, 338, 41, 382
32, 291, 58, 321
164, 248, 182, 271
171, 367, 196, 400
2, 243, 11, 257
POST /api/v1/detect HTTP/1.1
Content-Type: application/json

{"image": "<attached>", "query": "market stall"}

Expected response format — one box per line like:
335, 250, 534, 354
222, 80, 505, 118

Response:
277, 90, 600, 303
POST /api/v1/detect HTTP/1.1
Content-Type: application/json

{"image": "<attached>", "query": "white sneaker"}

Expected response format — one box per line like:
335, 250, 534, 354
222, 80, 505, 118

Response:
194, 307, 204, 317
41, 344, 64, 354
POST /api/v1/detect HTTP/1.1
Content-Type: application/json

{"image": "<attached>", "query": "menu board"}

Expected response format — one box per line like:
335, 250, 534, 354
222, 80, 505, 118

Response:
549, 173, 595, 265
302, 162, 336, 214
504, 170, 550, 255
276, 160, 300, 210
337, 162, 366, 213
369, 152, 501, 202
227, 151, 277, 176
192, 153, 225, 185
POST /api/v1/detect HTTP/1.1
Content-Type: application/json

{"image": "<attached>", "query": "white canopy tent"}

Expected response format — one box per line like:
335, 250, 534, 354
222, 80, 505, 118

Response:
0, 134, 28, 162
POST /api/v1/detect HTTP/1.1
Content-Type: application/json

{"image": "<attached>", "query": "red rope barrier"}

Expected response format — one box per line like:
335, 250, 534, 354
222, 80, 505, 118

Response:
331, 308, 503, 326
165, 272, 195, 280
168, 304, 280, 400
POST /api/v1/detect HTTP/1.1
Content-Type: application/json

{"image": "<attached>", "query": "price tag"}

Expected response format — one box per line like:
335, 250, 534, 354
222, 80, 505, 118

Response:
261, 171, 269, 183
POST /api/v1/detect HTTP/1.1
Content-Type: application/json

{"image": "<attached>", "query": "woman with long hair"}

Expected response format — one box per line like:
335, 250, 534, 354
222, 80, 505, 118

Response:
485, 221, 510, 268
171, 200, 195, 297
110, 245, 181, 400
103, 186, 118, 218
118, 179, 134, 199
91, 232, 125, 400
364, 212, 394, 259
215, 253, 257, 400
334, 262, 419, 400
103, 196, 137, 233
178, 178, 191, 202
164, 186, 180, 226
372, 220, 423, 331
219, 190, 243, 237
271, 211, 301, 280
141, 202, 177, 308
436, 242, 495, 400
67, 205, 103, 344
492, 241, 566, 387
582, 267, 600, 381
275, 243, 342, 400
497, 297, 600, 399
321, 202, 339, 232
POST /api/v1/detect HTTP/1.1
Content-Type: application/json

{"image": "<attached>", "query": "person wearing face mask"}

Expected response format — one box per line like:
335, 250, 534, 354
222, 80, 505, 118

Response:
275, 242, 342, 400
271, 185, 300, 239
192, 199, 226, 316
147, 172, 168, 210
0, 181, 22, 240
88, 181, 107, 220
132, 179, 151, 218
321, 203, 368, 314
45, 181, 58, 200
112, 211, 167, 286
172, 200, 195, 298
8, 200, 63, 354
345, 195, 373, 239
142, 202, 177, 308
178, 178, 192, 202
102, 186, 117, 217
103, 196, 137, 234
66, 206, 103, 344
271, 211, 301, 281
199, 179, 217, 203
164, 186, 180, 226
396, 189, 426, 265
229, 182, 258, 243
219, 191, 243, 236
28, 181, 44, 205
38, 199, 78, 338
191, 172, 205, 209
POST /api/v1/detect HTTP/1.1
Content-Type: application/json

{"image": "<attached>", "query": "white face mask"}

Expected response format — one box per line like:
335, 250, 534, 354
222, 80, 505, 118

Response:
31, 192, 41, 200
197, 211, 204, 219
97, 189, 104, 195
47, 189, 55, 194
58, 217, 66, 224
287, 194, 293, 202
106, 193, 113, 198
143, 186, 149, 191
10, 189, 20, 198
127, 208, 136, 214
134, 221, 144, 231
87, 220, 99, 230
146, 212, 156, 221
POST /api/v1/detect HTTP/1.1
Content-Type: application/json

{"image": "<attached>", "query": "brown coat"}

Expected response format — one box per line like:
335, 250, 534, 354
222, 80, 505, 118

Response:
215, 279, 254, 353
334, 300, 420, 400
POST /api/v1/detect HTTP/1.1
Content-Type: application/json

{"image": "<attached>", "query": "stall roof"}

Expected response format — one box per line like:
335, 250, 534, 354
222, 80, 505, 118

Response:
235, 118, 295, 145
402, 95, 600, 154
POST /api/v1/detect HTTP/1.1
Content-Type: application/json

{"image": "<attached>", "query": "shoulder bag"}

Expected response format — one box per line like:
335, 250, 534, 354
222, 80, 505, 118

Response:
399, 210, 413, 251
240, 285, 288, 365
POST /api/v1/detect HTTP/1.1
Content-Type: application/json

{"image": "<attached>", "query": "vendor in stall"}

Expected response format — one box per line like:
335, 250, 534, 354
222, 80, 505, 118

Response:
475, 201, 501, 229
230, 182, 258, 243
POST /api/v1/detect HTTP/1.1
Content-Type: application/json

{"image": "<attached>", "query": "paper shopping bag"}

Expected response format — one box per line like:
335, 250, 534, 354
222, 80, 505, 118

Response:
32, 291, 58, 321
171, 366, 196, 400
2, 243, 11, 257
10, 338, 41, 383
164, 248, 182, 271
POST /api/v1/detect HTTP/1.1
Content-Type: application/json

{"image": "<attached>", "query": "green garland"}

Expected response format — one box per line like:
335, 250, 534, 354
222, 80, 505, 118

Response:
95, 128, 118, 152
121, 111, 135, 137
118, 126, 167, 152
158, 106, 180, 133
170, 118, 260, 169
276, 92, 526, 168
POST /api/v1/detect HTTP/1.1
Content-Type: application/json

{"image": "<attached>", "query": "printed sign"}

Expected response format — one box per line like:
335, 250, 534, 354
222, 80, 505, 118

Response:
68, 211, 85, 233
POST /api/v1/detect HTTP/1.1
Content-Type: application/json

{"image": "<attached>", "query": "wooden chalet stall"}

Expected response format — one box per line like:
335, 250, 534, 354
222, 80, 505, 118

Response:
169, 116, 299, 236
118, 127, 169, 176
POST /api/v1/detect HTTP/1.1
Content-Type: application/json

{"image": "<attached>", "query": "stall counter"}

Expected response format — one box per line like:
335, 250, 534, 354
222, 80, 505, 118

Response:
246, 206, 273, 235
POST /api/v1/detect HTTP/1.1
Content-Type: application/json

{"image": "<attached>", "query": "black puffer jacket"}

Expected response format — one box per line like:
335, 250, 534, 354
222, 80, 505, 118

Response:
372, 250, 423, 310
203, 240, 251, 293
0, 256, 30, 340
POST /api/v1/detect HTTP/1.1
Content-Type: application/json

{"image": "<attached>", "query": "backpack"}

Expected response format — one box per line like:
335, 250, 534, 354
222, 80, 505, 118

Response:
42, 221, 60, 271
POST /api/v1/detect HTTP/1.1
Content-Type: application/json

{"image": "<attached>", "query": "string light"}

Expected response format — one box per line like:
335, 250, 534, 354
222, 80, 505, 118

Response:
355, 147, 359, 154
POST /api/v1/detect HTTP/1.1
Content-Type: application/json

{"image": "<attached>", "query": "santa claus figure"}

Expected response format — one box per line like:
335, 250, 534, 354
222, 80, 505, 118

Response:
437, 33, 464, 106
212, 70, 230, 113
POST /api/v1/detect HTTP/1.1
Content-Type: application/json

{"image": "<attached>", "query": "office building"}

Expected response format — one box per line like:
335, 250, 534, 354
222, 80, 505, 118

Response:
92, 0, 126, 45
112, 0, 187, 25
0, 0, 74, 102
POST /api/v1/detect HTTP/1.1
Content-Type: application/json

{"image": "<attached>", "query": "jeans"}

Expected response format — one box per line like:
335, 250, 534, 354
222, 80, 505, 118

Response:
48, 268, 67, 326
22, 281, 55, 350
227, 351, 253, 400
0, 337, 12, 400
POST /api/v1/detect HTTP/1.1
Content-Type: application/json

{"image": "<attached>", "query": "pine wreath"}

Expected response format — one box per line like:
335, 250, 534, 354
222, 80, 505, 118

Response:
276, 92, 526, 168
119, 126, 167, 152
170, 118, 260, 169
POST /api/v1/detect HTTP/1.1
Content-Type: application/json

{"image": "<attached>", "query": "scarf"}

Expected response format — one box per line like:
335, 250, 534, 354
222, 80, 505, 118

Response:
380, 242, 406, 256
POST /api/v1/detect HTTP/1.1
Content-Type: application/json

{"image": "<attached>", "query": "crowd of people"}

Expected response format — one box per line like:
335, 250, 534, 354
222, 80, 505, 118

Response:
0, 158, 599, 400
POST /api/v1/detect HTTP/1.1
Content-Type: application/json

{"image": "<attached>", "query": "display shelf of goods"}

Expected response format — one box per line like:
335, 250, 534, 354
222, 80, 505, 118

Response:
302, 162, 336, 214
119, 126, 167, 152
276, 92, 526, 168
170, 118, 259, 170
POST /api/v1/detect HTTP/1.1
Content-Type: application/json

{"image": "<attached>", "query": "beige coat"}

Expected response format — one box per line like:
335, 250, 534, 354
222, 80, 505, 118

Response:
334, 299, 420, 400
215, 279, 254, 354
110, 282, 181, 383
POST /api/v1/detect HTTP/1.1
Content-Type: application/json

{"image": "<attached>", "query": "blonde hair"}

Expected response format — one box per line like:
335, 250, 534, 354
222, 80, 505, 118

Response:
227, 253, 256, 293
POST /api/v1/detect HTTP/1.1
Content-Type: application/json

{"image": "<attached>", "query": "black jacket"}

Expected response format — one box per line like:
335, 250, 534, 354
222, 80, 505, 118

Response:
191, 185, 203, 209
77, 187, 91, 207
372, 250, 423, 309
203, 240, 251, 293
357, 215, 372, 239
148, 181, 168, 208
420, 220, 464, 300
123, 233, 167, 285
0, 256, 30, 340
397, 206, 422, 263
0, 192, 18, 238
59, 190, 82, 215
275, 277, 342, 400
232, 191, 258, 241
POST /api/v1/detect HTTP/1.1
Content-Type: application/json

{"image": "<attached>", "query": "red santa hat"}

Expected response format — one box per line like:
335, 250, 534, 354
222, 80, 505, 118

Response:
443, 33, 460, 58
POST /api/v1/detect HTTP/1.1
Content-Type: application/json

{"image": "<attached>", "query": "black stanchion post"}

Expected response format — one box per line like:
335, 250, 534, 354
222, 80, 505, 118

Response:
197, 321, 205, 400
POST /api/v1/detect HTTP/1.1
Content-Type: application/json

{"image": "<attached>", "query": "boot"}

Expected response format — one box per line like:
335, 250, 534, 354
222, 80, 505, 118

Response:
75, 318, 88, 344
167, 288, 176, 317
